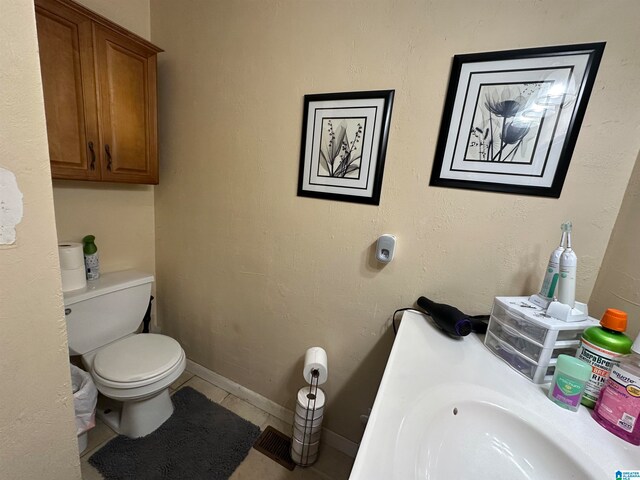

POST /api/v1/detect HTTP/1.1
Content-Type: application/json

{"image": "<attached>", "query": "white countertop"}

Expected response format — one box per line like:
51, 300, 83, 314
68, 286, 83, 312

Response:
349, 311, 639, 479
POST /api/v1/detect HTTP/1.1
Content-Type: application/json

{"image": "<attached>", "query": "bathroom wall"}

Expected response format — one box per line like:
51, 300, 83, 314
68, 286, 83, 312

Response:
51, 0, 156, 282
151, 0, 640, 442
0, 1, 80, 478
590, 152, 640, 339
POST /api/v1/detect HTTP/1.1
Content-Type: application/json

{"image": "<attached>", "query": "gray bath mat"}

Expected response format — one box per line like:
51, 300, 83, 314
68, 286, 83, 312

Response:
89, 386, 261, 480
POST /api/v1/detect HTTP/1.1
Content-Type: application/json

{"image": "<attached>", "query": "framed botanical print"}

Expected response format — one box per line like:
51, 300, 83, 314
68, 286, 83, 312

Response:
298, 90, 394, 205
430, 43, 605, 198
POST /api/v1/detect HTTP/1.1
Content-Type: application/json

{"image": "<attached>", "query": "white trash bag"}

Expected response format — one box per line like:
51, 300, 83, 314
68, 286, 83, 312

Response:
70, 364, 98, 435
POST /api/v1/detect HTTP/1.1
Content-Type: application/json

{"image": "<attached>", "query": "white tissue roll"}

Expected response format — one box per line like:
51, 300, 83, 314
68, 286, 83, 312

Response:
61, 266, 87, 292
290, 449, 318, 465
292, 424, 322, 444
297, 386, 326, 409
58, 242, 85, 270
291, 437, 319, 456
303, 347, 328, 385
296, 403, 324, 419
293, 412, 323, 428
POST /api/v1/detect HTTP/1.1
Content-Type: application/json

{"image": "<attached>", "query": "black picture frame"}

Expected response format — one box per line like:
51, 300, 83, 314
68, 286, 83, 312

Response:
430, 43, 605, 198
297, 90, 394, 205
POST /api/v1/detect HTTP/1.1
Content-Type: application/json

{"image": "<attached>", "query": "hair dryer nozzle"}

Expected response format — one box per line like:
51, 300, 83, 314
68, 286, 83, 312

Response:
416, 296, 472, 337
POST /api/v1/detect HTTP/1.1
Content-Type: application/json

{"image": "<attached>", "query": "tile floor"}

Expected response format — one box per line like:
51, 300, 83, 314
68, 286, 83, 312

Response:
80, 370, 355, 480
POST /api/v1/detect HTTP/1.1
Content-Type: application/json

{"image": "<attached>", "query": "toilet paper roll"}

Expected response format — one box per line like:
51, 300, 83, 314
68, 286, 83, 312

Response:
296, 403, 324, 419
61, 266, 87, 292
297, 386, 325, 410
293, 424, 322, 444
290, 449, 318, 465
303, 347, 328, 385
294, 412, 323, 428
291, 437, 320, 456
58, 242, 85, 270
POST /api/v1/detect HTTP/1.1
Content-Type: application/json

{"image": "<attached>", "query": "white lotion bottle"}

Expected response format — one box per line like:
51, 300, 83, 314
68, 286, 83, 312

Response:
557, 222, 577, 308
538, 225, 566, 299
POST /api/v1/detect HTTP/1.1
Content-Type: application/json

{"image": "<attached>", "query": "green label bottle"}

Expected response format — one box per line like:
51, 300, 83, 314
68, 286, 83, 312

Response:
576, 308, 632, 407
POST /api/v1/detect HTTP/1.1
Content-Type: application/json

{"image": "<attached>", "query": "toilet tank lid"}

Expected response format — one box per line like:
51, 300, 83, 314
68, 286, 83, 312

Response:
63, 270, 154, 306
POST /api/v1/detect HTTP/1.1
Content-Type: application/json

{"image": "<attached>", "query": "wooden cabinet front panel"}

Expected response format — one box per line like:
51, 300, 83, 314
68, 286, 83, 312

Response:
35, 0, 100, 180
94, 25, 158, 184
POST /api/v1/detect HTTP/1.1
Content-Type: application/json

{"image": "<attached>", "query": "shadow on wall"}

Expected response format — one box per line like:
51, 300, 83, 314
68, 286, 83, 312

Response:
505, 244, 543, 295
281, 356, 307, 413
53, 178, 152, 193
361, 239, 390, 278
326, 325, 396, 442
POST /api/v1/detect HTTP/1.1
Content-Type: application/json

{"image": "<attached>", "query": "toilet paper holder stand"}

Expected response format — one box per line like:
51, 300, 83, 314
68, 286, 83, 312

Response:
298, 369, 320, 465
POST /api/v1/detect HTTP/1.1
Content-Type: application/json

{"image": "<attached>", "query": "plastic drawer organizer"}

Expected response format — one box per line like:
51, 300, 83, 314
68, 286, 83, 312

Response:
485, 297, 598, 383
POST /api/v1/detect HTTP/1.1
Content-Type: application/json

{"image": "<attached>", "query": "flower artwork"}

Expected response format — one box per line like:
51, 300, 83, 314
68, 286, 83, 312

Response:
319, 119, 364, 178
466, 83, 549, 164
430, 43, 605, 198
298, 91, 394, 205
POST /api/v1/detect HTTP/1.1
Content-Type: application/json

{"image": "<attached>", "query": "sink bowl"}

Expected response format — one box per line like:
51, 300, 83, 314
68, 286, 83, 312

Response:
349, 312, 636, 480
394, 385, 599, 479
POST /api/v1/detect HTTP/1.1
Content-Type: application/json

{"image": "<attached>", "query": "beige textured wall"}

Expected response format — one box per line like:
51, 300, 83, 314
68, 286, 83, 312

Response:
72, 0, 149, 36
51, 0, 156, 291
590, 152, 640, 340
151, 0, 640, 442
0, 1, 80, 478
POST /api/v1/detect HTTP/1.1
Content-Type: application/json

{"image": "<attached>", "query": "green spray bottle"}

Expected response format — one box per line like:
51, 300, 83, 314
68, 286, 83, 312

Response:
576, 308, 632, 407
82, 235, 100, 280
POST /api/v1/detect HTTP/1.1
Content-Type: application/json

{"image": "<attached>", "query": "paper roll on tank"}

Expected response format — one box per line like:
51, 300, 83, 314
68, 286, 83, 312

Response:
303, 347, 328, 385
58, 242, 85, 270
58, 242, 87, 292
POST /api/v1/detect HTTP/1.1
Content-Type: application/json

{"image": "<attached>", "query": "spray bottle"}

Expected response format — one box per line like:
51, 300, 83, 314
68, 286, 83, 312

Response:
557, 222, 577, 308
82, 234, 100, 280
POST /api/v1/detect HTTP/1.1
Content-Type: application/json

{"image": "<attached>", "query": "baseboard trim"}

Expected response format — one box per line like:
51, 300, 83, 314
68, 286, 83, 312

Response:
186, 359, 359, 458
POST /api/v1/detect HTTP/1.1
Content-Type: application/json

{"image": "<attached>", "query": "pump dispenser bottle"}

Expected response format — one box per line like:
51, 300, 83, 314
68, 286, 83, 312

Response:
557, 222, 577, 308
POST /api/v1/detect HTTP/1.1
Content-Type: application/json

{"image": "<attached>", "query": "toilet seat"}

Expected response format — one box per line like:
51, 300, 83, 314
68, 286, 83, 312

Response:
91, 334, 186, 400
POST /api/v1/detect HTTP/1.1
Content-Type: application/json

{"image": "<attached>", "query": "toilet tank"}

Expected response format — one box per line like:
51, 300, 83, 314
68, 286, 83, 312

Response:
63, 270, 154, 355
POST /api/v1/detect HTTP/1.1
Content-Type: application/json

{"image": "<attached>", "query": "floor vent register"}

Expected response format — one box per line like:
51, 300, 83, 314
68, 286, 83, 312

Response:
252, 426, 296, 471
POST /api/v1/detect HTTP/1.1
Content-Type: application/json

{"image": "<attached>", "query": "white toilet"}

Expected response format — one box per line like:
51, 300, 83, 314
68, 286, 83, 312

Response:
64, 270, 186, 438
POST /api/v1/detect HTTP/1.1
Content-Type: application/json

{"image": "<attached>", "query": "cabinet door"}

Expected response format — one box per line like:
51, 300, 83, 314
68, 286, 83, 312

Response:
93, 24, 159, 184
35, 0, 101, 180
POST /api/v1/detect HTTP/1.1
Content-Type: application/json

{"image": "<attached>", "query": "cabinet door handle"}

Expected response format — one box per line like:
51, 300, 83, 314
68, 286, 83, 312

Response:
105, 144, 112, 171
88, 141, 96, 170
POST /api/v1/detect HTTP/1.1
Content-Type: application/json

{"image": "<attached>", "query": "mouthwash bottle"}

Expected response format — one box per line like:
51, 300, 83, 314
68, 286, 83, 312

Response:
593, 332, 640, 445
576, 309, 632, 407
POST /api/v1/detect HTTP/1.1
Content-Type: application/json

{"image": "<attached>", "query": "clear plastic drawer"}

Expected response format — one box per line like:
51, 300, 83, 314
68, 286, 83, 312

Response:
491, 301, 548, 344
485, 331, 554, 384
489, 318, 579, 363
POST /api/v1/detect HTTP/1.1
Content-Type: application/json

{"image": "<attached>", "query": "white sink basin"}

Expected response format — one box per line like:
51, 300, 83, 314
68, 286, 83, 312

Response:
394, 385, 597, 479
349, 311, 639, 480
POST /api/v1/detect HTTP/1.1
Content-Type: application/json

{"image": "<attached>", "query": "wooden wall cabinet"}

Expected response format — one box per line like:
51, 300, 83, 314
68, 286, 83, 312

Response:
35, 0, 162, 184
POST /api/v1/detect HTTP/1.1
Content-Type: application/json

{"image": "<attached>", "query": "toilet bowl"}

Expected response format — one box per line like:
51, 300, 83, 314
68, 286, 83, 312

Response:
64, 270, 186, 438
83, 333, 186, 437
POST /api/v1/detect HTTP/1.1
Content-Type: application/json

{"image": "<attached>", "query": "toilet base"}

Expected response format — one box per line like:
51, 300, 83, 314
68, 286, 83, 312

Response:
97, 389, 174, 438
